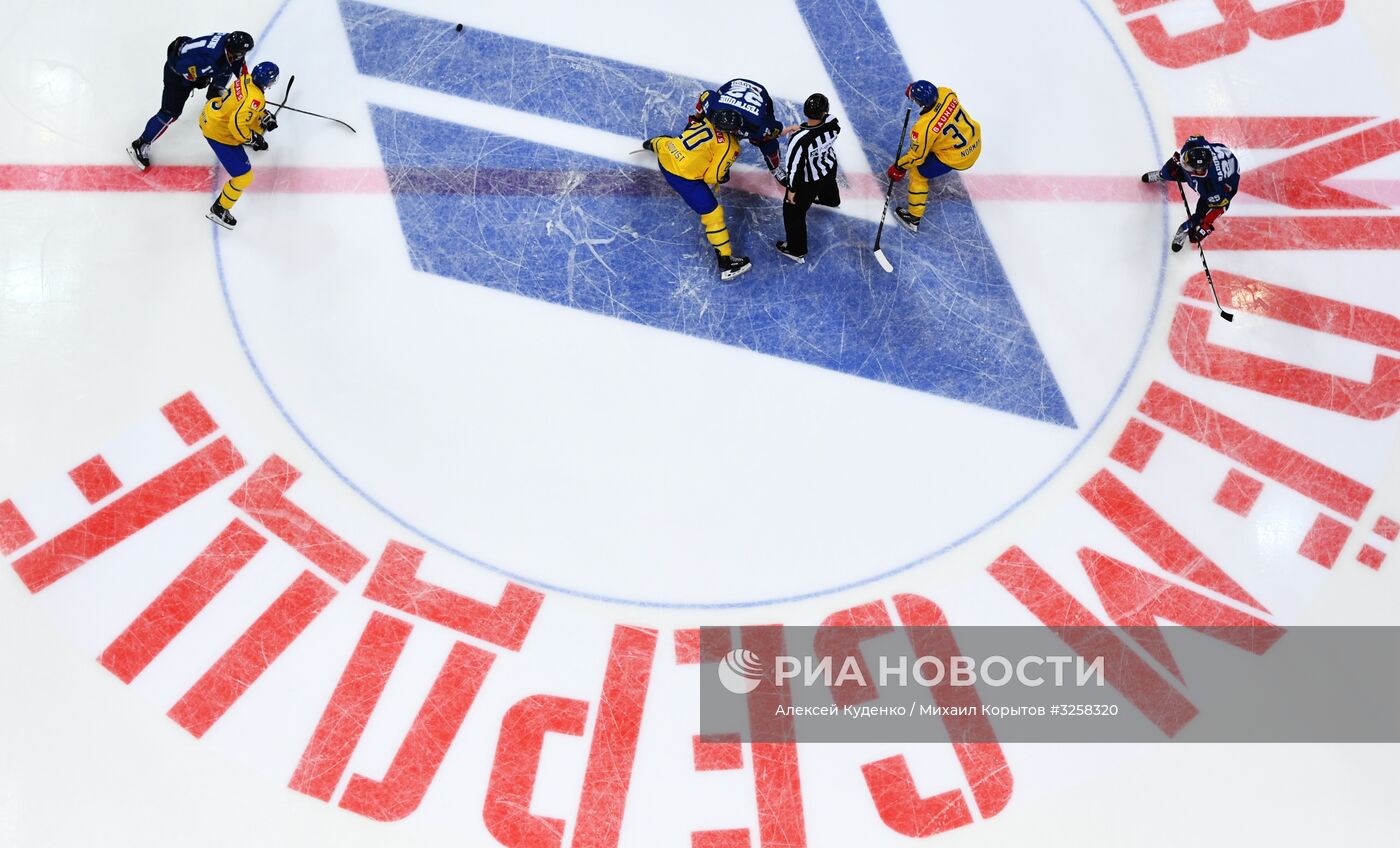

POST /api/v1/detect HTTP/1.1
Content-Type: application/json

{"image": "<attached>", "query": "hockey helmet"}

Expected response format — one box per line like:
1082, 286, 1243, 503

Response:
710, 108, 744, 133
251, 61, 279, 90
224, 31, 254, 63
907, 80, 937, 107
1181, 139, 1212, 175
803, 92, 829, 120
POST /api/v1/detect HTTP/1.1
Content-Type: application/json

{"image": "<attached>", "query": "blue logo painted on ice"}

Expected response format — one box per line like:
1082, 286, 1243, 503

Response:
338, 0, 1074, 425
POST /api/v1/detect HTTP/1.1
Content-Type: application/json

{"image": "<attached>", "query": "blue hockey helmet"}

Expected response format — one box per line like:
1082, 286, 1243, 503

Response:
907, 80, 938, 107
1181, 136, 1211, 174
251, 61, 279, 90
710, 108, 744, 133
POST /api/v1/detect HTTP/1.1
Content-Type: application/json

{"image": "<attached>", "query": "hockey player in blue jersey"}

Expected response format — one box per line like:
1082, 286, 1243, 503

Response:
128, 31, 254, 171
1143, 135, 1241, 252
696, 79, 787, 182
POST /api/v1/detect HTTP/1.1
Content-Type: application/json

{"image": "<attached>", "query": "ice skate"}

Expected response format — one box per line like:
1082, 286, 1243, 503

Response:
717, 252, 752, 282
127, 138, 150, 171
774, 241, 805, 264
895, 207, 920, 234
206, 202, 237, 230
1171, 222, 1191, 253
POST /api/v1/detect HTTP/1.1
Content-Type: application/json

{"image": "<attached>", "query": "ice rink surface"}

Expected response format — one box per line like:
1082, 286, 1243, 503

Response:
3, 0, 1400, 844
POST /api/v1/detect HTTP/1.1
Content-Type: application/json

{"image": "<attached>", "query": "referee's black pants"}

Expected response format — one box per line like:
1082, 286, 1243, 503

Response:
781, 172, 840, 256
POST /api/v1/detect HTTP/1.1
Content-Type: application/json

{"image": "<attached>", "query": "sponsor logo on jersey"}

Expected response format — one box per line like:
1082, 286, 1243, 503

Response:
929, 96, 959, 135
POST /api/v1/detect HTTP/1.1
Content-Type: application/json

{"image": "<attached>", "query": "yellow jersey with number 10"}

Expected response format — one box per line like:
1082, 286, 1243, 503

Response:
199, 74, 270, 146
898, 87, 982, 172
654, 116, 740, 185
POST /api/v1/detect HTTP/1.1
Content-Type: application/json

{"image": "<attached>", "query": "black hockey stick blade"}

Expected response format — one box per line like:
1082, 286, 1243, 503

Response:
273, 74, 295, 117
276, 103, 357, 133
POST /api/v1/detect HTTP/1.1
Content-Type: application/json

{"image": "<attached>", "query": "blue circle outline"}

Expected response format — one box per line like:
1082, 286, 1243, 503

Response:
218, 0, 1167, 609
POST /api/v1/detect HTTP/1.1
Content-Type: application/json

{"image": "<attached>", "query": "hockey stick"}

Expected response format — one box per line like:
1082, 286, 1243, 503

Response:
244, 76, 295, 150
275, 103, 357, 133
872, 105, 913, 273
273, 74, 295, 116
1177, 181, 1233, 322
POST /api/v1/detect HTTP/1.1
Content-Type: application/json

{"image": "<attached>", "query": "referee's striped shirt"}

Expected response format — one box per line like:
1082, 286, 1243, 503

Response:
782, 117, 840, 186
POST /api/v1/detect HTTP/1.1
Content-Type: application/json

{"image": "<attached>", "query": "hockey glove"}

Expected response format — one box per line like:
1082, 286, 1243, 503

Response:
249, 134, 269, 152
887, 165, 906, 182
260, 112, 278, 133
206, 86, 227, 101
193, 74, 212, 90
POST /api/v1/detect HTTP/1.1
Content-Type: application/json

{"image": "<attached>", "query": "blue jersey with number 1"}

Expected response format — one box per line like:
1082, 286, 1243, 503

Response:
167, 32, 242, 90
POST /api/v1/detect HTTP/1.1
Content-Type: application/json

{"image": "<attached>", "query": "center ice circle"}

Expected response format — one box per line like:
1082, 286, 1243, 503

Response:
217, 0, 1166, 607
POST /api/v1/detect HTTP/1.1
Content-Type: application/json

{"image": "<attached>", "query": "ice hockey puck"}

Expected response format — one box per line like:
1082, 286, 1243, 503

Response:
455, 23, 463, 32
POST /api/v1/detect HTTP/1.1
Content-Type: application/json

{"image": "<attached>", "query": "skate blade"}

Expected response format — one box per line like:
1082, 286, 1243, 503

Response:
126, 147, 149, 172
205, 211, 236, 231
775, 248, 806, 264
719, 263, 753, 283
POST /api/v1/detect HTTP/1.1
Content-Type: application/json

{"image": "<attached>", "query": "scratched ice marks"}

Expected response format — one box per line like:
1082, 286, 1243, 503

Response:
339, 0, 1074, 426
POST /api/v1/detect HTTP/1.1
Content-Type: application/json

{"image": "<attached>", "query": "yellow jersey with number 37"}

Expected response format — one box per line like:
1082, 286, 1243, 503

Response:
897, 87, 982, 172
199, 74, 270, 146
654, 116, 740, 185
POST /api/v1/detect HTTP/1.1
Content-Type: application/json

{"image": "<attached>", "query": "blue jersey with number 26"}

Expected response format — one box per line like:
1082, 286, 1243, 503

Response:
700, 79, 783, 161
1180, 138, 1241, 207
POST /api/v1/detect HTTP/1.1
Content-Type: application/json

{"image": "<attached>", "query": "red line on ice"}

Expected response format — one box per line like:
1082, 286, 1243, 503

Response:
0, 164, 1395, 207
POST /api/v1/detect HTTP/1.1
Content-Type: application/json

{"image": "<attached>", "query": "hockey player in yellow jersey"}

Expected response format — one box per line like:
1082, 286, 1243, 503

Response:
642, 109, 751, 282
198, 61, 280, 230
886, 80, 982, 234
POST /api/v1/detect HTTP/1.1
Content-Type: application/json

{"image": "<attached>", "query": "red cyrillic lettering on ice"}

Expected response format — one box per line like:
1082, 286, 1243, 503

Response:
339, 640, 495, 821
484, 694, 589, 848
362, 541, 543, 651
290, 611, 414, 802
230, 455, 370, 583
988, 547, 1199, 736
1119, 0, 1344, 69
1170, 303, 1400, 420
815, 600, 894, 708
1138, 382, 1373, 519
13, 436, 245, 593
1080, 469, 1265, 610
855, 594, 1012, 839
100, 518, 268, 683
67, 455, 122, 504
168, 570, 337, 738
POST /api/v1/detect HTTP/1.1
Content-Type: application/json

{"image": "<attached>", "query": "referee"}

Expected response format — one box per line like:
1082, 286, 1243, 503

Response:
775, 93, 841, 263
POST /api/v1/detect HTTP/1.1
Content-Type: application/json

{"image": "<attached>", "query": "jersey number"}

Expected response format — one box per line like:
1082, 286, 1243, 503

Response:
681, 123, 713, 150
725, 79, 766, 108
180, 33, 222, 55
941, 109, 976, 150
